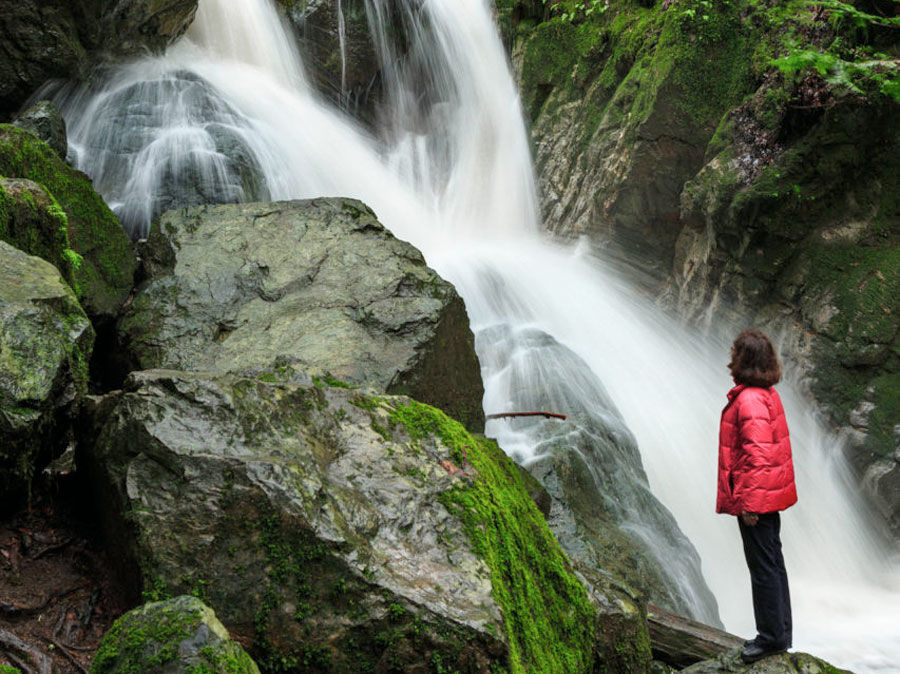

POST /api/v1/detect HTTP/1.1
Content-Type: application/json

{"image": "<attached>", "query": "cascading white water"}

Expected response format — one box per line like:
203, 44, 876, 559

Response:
56, 0, 900, 670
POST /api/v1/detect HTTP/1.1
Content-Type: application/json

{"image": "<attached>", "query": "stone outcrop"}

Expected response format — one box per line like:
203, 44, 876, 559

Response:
118, 197, 484, 431
91, 596, 260, 674
0, 0, 199, 119
12, 100, 67, 158
81, 369, 651, 672
66, 69, 271, 237
0, 125, 137, 321
501, 1, 756, 278
0, 240, 93, 504
279, 0, 384, 116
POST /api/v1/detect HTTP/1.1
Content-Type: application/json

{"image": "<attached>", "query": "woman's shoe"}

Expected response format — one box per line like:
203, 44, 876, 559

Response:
740, 642, 787, 664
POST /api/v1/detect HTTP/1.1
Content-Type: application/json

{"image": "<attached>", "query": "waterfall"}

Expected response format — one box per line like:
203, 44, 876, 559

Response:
54, 0, 900, 671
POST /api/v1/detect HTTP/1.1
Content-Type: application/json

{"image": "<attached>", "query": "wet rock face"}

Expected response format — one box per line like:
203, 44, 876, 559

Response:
508, 4, 755, 279
0, 0, 199, 119
83, 370, 506, 672
91, 595, 261, 674
0, 241, 93, 505
279, 0, 387, 121
70, 70, 270, 237
118, 197, 485, 431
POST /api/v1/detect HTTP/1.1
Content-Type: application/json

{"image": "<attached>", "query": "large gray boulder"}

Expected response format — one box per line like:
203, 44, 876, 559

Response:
0, 0, 199, 119
0, 240, 93, 503
119, 197, 484, 430
80, 369, 647, 672
92, 595, 260, 674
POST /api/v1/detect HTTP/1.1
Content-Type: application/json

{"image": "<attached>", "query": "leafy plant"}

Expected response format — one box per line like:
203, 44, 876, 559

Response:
541, 0, 609, 23
771, 48, 900, 102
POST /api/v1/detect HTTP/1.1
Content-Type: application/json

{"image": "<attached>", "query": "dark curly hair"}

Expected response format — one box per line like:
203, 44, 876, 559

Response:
728, 329, 782, 387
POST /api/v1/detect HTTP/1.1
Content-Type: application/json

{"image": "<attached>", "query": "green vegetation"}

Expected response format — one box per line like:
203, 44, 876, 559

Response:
0, 124, 135, 316
389, 400, 602, 674
0, 666, 21, 674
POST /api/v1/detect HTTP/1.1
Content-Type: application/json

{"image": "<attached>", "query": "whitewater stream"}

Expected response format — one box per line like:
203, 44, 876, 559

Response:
50, 0, 900, 670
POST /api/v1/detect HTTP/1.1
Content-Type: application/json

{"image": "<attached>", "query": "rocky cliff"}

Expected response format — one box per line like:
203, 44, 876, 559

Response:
500, 0, 900, 536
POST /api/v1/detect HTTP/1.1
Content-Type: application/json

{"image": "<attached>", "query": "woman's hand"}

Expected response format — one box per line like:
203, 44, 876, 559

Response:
740, 511, 759, 526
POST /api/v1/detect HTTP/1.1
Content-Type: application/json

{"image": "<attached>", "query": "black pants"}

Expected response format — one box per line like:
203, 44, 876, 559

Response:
738, 512, 792, 649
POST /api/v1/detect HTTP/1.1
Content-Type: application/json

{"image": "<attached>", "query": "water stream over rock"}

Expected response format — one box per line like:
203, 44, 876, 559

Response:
52, 0, 900, 670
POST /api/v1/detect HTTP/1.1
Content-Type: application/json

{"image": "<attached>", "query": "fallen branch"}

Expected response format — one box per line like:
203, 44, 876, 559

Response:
486, 411, 567, 421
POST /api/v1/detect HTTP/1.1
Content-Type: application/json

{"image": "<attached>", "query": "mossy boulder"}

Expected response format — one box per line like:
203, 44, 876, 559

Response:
0, 178, 79, 290
119, 197, 484, 431
81, 369, 649, 673
0, 125, 137, 320
0, 0, 198, 119
91, 595, 260, 674
0, 240, 93, 506
12, 100, 67, 158
681, 649, 845, 674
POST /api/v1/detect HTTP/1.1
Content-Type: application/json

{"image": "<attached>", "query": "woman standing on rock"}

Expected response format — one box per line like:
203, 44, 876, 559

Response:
717, 329, 798, 664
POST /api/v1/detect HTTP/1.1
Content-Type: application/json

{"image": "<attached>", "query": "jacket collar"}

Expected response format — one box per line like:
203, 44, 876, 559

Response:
727, 383, 749, 403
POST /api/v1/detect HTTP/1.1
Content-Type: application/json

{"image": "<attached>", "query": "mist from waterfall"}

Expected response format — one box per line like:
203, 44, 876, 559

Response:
55, 0, 900, 670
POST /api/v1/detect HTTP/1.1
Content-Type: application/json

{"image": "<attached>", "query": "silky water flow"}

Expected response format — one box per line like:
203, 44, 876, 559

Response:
51, 0, 900, 670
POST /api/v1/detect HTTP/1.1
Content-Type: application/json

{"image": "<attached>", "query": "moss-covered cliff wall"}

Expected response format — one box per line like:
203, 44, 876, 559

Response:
499, 0, 900, 535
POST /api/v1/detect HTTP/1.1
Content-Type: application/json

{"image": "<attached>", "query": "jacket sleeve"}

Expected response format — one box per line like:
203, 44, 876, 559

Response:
732, 392, 774, 512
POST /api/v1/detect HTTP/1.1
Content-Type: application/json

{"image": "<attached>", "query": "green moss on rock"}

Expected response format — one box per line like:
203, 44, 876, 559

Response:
91, 596, 260, 674
0, 178, 79, 289
390, 400, 623, 674
0, 124, 136, 318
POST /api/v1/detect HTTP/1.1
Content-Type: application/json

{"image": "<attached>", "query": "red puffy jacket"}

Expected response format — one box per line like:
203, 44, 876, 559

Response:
717, 384, 797, 516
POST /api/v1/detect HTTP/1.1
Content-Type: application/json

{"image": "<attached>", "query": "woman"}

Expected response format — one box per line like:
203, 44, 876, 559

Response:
717, 329, 797, 664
